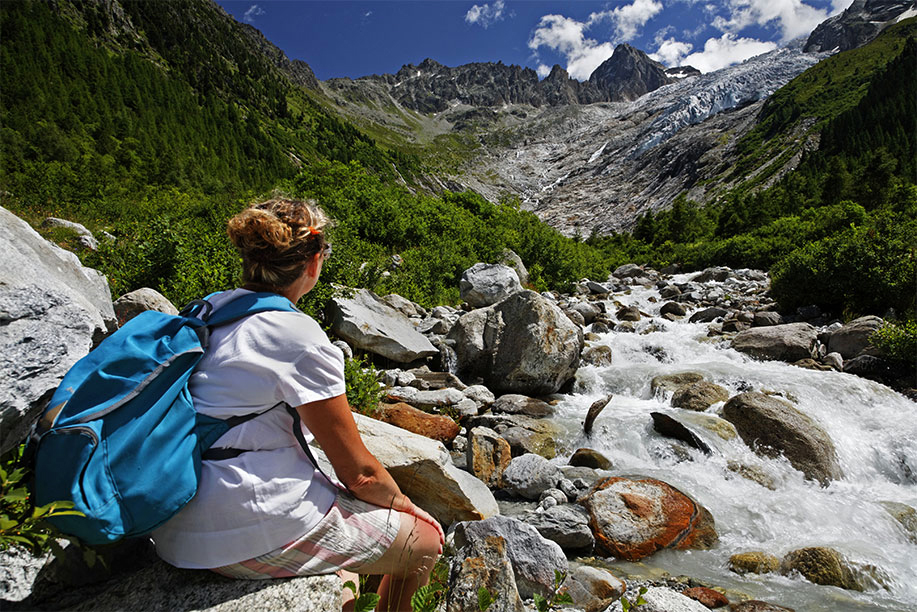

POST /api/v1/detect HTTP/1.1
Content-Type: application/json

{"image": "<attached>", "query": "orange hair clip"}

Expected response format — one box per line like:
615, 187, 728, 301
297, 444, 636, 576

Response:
306, 226, 322, 236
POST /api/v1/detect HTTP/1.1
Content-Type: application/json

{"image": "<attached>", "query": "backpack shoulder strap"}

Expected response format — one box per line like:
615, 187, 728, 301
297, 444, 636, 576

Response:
204, 292, 300, 328
284, 403, 345, 491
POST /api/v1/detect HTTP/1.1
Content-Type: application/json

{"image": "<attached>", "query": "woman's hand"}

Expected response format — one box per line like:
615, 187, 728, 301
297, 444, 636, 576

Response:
297, 395, 445, 551
403, 500, 445, 550
390, 493, 444, 550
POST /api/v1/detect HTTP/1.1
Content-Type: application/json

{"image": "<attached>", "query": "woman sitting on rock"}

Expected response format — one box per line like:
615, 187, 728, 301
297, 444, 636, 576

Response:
152, 198, 444, 611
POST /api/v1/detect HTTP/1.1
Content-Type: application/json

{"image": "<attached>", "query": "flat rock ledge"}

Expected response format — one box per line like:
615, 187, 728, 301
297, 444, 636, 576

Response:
4, 558, 340, 612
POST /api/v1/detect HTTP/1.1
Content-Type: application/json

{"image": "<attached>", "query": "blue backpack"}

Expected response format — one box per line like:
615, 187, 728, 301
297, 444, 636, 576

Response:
28, 292, 300, 546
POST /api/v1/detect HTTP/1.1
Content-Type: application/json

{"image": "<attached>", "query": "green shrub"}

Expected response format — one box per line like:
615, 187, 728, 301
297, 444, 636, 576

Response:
870, 320, 917, 368
770, 212, 917, 317
0, 444, 84, 558
344, 356, 385, 416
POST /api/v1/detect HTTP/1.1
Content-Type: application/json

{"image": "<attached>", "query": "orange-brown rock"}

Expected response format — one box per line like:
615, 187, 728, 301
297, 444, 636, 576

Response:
377, 402, 460, 446
467, 426, 513, 487
683, 586, 729, 608
579, 476, 718, 561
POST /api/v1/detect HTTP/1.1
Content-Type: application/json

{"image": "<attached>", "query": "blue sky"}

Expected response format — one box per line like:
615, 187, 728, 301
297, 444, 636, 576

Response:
215, 0, 854, 80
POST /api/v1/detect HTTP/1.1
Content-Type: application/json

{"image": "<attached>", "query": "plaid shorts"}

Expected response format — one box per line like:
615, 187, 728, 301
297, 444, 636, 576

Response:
211, 490, 401, 579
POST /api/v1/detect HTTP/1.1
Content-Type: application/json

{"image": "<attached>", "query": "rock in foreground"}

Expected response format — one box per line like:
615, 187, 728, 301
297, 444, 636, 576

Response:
731, 323, 818, 363
449, 290, 583, 395
452, 515, 567, 599
354, 414, 498, 525
326, 287, 439, 363
721, 392, 842, 485
579, 476, 718, 561
0, 207, 117, 455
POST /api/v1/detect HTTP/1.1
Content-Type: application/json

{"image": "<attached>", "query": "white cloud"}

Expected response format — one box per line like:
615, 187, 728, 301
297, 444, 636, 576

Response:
650, 38, 694, 66
607, 0, 664, 41
528, 14, 587, 56
713, 0, 830, 42
243, 4, 265, 23
528, 0, 663, 81
536, 64, 552, 78
465, 0, 506, 29
681, 33, 777, 72
527, 14, 617, 80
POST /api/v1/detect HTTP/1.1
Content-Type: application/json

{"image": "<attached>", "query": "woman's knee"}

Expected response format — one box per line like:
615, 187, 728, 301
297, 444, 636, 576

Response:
394, 515, 441, 574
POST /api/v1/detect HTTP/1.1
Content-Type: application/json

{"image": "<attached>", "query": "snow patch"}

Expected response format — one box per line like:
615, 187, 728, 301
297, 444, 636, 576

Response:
588, 142, 608, 164
625, 44, 827, 155
541, 172, 570, 192
897, 8, 917, 21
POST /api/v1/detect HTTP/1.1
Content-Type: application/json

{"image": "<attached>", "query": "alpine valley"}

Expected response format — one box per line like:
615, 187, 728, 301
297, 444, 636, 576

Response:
1, 0, 915, 320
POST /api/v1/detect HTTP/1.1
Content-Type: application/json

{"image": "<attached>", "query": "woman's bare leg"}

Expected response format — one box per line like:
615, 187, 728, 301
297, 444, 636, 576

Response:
352, 512, 441, 612
338, 569, 358, 612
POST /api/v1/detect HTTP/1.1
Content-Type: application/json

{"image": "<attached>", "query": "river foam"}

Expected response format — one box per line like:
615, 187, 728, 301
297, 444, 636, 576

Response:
552, 274, 917, 611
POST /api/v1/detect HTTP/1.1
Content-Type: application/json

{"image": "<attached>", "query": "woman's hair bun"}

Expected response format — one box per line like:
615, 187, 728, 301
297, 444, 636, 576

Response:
227, 197, 330, 289
227, 208, 293, 252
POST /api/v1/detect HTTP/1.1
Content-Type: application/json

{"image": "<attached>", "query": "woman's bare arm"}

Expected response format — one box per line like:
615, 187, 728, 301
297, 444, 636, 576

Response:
296, 394, 412, 512
297, 394, 444, 545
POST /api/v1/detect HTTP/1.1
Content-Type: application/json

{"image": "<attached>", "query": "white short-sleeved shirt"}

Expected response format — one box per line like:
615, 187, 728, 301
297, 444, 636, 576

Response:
151, 289, 345, 569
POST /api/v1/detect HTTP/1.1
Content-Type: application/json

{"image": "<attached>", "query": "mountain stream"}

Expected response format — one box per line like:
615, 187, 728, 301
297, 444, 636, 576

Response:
548, 274, 916, 611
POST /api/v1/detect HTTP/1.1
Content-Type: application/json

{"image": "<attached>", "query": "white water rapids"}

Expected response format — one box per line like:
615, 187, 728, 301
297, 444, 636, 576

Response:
546, 275, 917, 611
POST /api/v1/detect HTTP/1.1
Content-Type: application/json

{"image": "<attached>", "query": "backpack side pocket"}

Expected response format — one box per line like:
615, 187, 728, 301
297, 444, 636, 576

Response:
33, 420, 123, 546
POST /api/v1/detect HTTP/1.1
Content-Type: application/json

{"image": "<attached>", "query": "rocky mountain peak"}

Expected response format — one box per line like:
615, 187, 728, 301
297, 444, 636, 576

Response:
540, 64, 581, 105
418, 57, 445, 72
804, 0, 916, 52
588, 43, 673, 101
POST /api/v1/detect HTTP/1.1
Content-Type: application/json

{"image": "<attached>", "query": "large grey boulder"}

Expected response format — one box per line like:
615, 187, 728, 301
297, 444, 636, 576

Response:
721, 392, 843, 485
71, 561, 340, 611
452, 515, 568, 599
459, 263, 522, 308
0, 207, 117, 455
731, 323, 818, 362
326, 287, 438, 363
352, 414, 499, 525
522, 504, 595, 552
501, 453, 562, 500
827, 315, 883, 359
448, 290, 583, 395
446, 532, 525, 612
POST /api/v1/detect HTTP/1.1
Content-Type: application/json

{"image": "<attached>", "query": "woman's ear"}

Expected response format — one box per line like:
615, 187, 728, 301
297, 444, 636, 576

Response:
305, 251, 323, 277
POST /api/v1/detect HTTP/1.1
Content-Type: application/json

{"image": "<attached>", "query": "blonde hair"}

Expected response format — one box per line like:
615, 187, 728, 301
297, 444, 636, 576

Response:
227, 198, 330, 290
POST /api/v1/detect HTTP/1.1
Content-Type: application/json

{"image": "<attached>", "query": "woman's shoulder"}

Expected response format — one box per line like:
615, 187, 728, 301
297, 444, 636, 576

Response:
245, 309, 328, 346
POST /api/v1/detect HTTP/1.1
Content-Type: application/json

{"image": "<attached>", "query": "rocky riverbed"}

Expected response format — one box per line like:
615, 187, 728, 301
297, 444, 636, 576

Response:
2, 206, 915, 611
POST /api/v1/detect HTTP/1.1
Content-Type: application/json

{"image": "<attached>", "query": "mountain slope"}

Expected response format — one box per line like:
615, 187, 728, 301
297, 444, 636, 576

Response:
316, 5, 915, 235
0, 0, 421, 214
